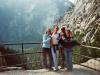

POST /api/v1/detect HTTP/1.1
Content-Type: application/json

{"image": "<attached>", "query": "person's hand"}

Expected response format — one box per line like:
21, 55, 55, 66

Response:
62, 36, 65, 40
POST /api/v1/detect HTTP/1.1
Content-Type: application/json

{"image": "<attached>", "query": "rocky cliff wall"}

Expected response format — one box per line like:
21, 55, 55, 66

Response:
59, 0, 100, 58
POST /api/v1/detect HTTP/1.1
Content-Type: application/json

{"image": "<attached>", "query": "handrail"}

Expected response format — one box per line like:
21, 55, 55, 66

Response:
1, 42, 100, 50
81, 45, 100, 50
1, 42, 41, 45
74, 53, 100, 61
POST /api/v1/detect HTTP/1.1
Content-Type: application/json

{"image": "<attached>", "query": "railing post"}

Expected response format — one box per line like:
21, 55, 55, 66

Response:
22, 43, 24, 55
21, 43, 25, 69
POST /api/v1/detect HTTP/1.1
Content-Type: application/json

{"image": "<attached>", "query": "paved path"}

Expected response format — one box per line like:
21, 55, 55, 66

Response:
0, 65, 99, 75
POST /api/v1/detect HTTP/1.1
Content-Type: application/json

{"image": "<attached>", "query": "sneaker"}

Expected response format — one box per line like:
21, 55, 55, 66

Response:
54, 69, 59, 72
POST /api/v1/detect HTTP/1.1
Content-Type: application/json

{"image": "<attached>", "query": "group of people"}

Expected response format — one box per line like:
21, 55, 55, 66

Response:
42, 25, 74, 72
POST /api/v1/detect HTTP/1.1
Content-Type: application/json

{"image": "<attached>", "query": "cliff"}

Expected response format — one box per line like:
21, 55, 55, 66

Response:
59, 0, 100, 59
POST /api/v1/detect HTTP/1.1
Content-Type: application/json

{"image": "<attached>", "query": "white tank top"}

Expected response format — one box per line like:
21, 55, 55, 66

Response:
52, 33, 59, 45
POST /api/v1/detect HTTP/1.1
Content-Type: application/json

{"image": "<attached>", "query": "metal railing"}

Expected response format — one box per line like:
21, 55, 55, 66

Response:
0, 42, 42, 70
0, 42, 100, 72
76, 45, 100, 72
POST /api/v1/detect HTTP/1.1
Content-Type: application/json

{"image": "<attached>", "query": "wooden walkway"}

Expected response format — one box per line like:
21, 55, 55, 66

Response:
0, 65, 99, 75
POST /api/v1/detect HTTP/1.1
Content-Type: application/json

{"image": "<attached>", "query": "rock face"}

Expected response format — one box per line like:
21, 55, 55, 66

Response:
81, 58, 100, 71
59, 0, 100, 58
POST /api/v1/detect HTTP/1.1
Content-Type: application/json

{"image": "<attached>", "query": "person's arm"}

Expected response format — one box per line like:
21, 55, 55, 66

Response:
61, 33, 66, 40
43, 34, 51, 43
70, 32, 73, 38
50, 36, 53, 48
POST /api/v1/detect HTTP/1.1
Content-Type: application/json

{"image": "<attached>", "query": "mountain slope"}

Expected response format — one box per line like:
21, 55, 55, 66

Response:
0, 0, 74, 43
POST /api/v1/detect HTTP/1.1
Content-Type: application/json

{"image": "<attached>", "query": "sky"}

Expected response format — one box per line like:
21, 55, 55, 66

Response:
69, 0, 75, 3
